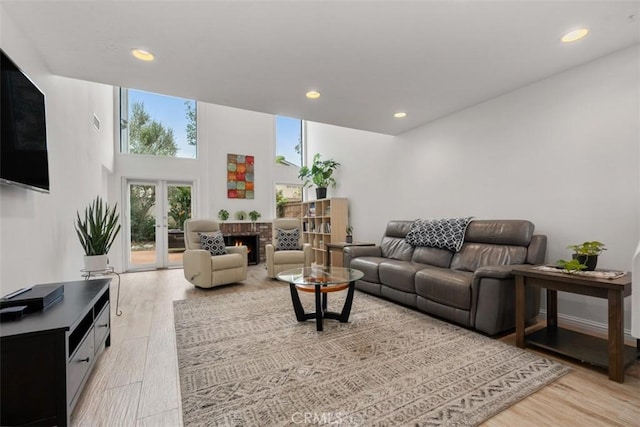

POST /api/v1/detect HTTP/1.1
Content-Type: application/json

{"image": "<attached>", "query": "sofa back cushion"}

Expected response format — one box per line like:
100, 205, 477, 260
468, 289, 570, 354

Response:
464, 220, 534, 246
411, 246, 453, 268
450, 220, 534, 272
380, 220, 414, 261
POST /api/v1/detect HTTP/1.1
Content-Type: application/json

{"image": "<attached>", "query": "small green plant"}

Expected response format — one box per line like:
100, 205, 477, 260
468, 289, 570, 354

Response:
249, 210, 261, 222
75, 196, 121, 256
217, 209, 229, 222
556, 258, 587, 273
298, 153, 340, 189
567, 241, 607, 256
235, 210, 247, 220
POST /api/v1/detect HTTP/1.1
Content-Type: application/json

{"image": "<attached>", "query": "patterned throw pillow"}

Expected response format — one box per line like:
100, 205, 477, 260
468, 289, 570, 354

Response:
275, 228, 300, 251
405, 217, 474, 252
199, 232, 227, 256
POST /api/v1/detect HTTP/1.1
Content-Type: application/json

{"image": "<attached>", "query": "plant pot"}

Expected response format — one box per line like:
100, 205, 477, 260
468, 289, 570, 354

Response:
316, 187, 327, 200
84, 254, 108, 271
572, 254, 598, 271
346, 235, 353, 243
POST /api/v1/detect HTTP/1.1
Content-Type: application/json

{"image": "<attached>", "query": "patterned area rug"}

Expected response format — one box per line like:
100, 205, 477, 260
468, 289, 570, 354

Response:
174, 287, 569, 426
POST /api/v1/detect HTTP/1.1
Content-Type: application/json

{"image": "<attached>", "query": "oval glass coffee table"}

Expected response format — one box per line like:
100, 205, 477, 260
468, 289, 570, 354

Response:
277, 266, 364, 331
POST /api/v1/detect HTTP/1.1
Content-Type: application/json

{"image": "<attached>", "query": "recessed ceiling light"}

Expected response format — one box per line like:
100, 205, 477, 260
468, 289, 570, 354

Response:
306, 90, 321, 99
132, 49, 154, 61
561, 28, 589, 43
394, 112, 407, 118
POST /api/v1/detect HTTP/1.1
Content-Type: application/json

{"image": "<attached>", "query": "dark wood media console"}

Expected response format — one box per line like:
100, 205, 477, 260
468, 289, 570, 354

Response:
0, 279, 111, 426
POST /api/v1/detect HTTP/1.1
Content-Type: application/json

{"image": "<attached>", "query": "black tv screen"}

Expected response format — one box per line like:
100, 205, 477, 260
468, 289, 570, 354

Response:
1, 49, 49, 193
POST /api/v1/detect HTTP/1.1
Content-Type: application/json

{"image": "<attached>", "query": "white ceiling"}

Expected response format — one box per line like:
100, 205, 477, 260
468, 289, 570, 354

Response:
2, 0, 639, 135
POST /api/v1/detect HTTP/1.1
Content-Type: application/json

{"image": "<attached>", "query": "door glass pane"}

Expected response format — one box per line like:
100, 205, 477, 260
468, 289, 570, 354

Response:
167, 184, 192, 264
129, 184, 157, 266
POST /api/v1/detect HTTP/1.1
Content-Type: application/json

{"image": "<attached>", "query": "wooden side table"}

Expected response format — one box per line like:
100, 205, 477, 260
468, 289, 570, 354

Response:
324, 242, 375, 267
512, 265, 638, 383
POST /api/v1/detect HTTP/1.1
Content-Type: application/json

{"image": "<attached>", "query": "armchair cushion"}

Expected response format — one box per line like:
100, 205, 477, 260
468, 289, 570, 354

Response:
275, 228, 301, 251
199, 232, 227, 256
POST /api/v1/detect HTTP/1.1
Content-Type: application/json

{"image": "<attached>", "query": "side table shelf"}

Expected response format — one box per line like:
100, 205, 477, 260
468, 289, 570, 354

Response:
81, 266, 122, 316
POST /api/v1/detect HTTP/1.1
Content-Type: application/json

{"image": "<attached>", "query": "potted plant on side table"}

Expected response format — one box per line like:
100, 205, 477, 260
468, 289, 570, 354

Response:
566, 241, 606, 271
298, 153, 340, 200
75, 196, 121, 271
345, 225, 353, 243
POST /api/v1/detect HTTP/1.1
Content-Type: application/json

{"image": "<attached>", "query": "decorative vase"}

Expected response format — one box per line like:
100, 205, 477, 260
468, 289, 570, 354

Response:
316, 187, 327, 200
84, 254, 108, 271
573, 254, 598, 271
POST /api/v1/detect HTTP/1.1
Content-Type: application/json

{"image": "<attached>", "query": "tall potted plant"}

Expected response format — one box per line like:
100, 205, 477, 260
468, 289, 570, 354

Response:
75, 196, 121, 271
298, 153, 340, 200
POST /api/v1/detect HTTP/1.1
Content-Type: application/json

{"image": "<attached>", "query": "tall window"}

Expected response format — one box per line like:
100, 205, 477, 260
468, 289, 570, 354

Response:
120, 88, 197, 159
275, 116, 302, 166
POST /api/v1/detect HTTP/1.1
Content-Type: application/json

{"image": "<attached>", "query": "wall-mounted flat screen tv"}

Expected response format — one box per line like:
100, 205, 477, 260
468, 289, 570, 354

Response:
1, 49, 49, 193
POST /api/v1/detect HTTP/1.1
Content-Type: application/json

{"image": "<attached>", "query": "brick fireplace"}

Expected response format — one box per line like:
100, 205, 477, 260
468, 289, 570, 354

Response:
219, 222, 272, 264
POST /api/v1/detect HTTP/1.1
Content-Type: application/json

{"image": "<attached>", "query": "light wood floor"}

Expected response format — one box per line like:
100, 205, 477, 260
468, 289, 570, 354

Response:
71, 266, 640, 426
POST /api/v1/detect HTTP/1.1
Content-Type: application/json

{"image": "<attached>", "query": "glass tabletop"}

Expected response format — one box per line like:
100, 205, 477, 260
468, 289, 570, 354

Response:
277, 266, 364, 286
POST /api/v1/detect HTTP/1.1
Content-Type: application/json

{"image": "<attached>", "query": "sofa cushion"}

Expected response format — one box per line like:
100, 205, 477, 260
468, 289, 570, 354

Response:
405, 217, 473, 252
450, 243, 527, 272
411, 246, 453, 268
199, 232, 227, 256
415, 267, 474, 310
464, 220, 534, 246
350, 257, 384, 284
379, 260, 426, 293
380, 237, 414, 261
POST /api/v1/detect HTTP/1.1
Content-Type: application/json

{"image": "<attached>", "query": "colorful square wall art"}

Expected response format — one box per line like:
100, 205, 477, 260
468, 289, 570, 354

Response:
227, 154, 255, 199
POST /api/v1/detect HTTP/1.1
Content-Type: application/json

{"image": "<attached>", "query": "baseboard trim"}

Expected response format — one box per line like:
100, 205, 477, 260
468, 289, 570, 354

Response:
539, 309, 635, 341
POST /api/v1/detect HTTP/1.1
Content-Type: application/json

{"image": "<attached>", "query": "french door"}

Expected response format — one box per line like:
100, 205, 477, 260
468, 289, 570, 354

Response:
124, 179, 194, 271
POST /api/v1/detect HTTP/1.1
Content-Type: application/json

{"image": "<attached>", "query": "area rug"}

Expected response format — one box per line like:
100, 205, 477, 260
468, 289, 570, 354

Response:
174, 287, 570, 426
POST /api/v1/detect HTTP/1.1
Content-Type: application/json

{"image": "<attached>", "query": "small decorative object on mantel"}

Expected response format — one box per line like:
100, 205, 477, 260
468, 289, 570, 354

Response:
298, 153, 340, 200
217, 209, 230, 224
345, 225, 353, 243
75, 196, 121, 271
249, 210, 261, 231
566, 241, 607, 271
235, 210, 247, 221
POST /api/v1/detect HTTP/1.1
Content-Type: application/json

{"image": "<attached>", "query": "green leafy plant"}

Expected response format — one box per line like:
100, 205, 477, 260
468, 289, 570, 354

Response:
235, 210, 247, 220
75, 196, 121, 256
556, 258, 587, 273
567, 241, 607, 256
298, 153, 340, 189
276, 190, 288, 218
249, 210, 261, 222
217, 209, 229, 222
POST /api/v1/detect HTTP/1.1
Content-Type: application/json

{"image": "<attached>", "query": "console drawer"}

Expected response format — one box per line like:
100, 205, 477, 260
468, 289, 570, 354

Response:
94, 302, 110, 351
67, 327, 94, 405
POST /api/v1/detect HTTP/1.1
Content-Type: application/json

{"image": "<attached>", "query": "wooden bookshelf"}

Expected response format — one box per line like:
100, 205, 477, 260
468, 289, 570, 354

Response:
301, 198, 348, 266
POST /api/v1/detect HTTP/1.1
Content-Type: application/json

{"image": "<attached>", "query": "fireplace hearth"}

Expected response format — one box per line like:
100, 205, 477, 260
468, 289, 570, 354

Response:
224, 233, 259, 265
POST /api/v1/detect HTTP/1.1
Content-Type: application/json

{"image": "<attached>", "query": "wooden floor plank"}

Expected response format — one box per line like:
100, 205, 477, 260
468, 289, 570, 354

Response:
70, 266, 639, 426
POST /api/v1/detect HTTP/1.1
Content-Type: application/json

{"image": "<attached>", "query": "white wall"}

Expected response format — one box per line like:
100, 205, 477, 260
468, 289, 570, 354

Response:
307, 45, 639, 333
0, 5, 114, 294
111, 101, 276, 271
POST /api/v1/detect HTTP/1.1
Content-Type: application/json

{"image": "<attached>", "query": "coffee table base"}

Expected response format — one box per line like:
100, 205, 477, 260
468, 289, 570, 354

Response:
289, 281, 356, 331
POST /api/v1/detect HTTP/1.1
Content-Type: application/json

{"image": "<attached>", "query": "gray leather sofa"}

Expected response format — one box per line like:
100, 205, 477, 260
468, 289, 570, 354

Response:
343, 219, 546, 335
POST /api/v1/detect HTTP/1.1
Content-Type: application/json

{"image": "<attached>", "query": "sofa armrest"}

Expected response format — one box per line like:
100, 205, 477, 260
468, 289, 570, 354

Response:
343, 246, 382, 268
183, 249, 212, 287
473, 265, 515, 280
